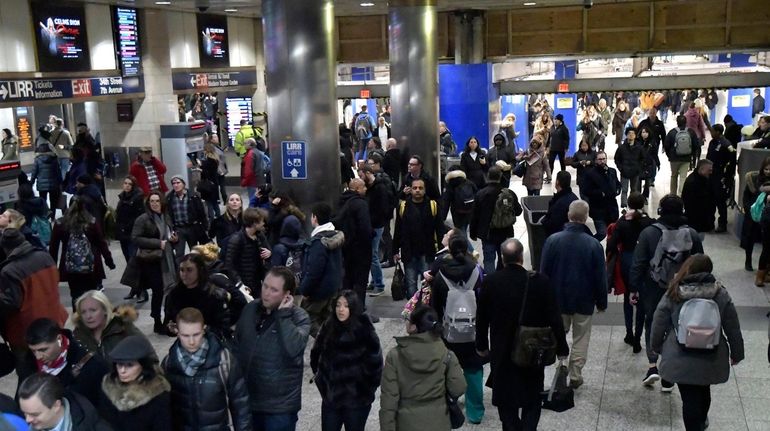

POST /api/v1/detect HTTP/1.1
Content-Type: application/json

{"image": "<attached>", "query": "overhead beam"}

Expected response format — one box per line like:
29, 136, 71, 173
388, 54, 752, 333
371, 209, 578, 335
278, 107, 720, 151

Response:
498, 72, 770, 94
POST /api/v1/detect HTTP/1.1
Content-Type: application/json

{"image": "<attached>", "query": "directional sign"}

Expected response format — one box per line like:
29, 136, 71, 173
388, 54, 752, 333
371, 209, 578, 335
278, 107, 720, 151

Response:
281, 141, 307, 180
171, 70, 257, 91
0, 75, 143, 104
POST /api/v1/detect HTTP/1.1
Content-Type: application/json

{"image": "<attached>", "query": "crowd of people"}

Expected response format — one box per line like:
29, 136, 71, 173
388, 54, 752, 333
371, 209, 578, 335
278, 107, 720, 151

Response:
0, 87, 767, 431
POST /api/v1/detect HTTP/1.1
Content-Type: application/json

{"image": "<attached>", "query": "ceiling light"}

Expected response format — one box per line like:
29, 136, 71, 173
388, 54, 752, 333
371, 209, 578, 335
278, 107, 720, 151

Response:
155, 1, 171, 4
360, 2, 375, 6
523, 2, 537, 5
224, 8, 238, 12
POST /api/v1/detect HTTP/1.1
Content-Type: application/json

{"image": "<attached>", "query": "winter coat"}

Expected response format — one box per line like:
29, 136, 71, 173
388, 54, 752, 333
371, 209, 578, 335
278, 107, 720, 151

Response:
475, 264, 568, 408
73, 306, 145, 361
541, 188, 579, 237
233, 301, 310, 414
164, 282, 230, 337
50, 220, 114, 282
310, 314, 383, 408
441, 170, 477, 228
299, 228, 344, 300
429, 255, 485, 370
651, 273, 744, 385
76, 184, 108, 228
332, 190, 373, 264
541, 223, 608, 315
240, 148, 265, 188
460, 149, 488, 189
685, 107, 707, 140
576, 117, 604, 148
753, 94, 765, 116
469, 182, 522, 243
518, 144, 550, 191
379, 332, 466, 431
129, 157, 168, 194
393, 198, 445, 262
366, 175, 393, 228
208, 211, 242, 249
165, 190, 209, 233
30, 151, 61, 192
15, 196, 49, 224
570, 149, 596, 186
629, 214, 704, 292
637, 117, 667, 148
487, 134, 515, 187
663, 127, 699, 163
639, 137, 660, 179
224, 229, 270, 290
581, 165, 621, 223
682, 171, 716, 233
163, 332, 252, 431
115, 188, 145, 242
266, 206, 304, 246
400, 171, 441, 202
98, 373, 172, 431
66, 392, 114, 431
549, 123, 570, 152
440, 130, 456, 156
615, 140, 645, 179
383, 148, 403, 188
1, 136, 18, 161
120, 211, 177, 292
0, 241, 68, 349
607, 211, 653, 254
612, 109, 631, 136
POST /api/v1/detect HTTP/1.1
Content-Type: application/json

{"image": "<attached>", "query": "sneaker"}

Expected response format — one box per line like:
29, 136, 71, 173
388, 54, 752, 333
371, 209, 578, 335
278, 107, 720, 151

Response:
632, 338, 642, 354
660, 379, 674, 393
623, 334, 634, 347
368, 289, 385, 297
366, 283, 375, 292
568, 379, 583, 389
643, 367, 661, 386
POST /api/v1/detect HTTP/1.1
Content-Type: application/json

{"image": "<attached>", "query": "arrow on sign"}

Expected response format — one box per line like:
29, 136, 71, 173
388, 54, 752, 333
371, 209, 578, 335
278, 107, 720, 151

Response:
290, 168, 299, 178
0, 85, 7, 100
190, 76, 196, 87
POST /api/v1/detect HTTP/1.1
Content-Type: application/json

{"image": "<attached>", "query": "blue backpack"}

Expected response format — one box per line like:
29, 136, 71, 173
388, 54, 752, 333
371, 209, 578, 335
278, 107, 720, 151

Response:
64, 229, 94, 274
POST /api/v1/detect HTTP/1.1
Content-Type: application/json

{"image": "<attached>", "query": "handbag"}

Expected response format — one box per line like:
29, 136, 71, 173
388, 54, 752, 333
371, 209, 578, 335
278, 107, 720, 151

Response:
443, 352, 465, 429
136, 248, 163, 262
513, 159, 528, 178
541, 361, 575, 412
0, 341, 15, 378
401, 283, 432, 319
391, 262, 405, 301
511, 273, 558, 368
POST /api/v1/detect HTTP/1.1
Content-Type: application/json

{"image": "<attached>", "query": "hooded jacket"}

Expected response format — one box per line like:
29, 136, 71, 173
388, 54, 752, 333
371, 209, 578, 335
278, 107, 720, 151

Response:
73, 306, 144, 361
98, 372, 171, 431
115, 188, 145, 242
441, 170, 477, 227
379, 332, 466, 431
541, 187, 579, 237
332, 190, 373, 260
31, 148, 61, 192
651, 273, 744, 385
298, 225, 344, 300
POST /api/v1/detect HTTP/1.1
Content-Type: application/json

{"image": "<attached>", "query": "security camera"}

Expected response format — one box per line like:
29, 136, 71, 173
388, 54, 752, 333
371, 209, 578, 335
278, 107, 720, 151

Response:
583, 0, 593, 9
198, 6, 209, 12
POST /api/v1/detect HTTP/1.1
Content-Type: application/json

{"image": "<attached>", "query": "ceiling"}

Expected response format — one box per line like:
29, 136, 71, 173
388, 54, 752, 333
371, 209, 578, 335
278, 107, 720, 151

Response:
90, 0, 642, 18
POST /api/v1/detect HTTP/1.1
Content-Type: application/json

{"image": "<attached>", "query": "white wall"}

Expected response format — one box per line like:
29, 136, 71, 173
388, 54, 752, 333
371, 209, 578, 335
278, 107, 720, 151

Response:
86, 4, 117, 70
252, 19, 267, 113
0, 0, 35, 72
228, 17, 256, 67
167, 11, 200, 69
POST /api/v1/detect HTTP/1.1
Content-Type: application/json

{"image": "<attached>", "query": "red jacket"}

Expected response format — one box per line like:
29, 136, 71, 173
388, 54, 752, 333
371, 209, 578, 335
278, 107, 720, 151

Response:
240, 148, 265, 188
130, 157, 168, 194
0, 242, 68, 348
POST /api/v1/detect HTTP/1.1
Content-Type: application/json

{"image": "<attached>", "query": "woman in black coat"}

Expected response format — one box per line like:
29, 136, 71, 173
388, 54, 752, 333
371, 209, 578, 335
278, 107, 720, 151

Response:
198, 143, 221, 220
570, 137, 596, 200
115, 175, 145, 267
99, 336, 171, 431
638, 126, 660, 200
429, 236, 485, 424
459, 136, 488, 189
208, 193, 243, 257
310, 290, 383, 431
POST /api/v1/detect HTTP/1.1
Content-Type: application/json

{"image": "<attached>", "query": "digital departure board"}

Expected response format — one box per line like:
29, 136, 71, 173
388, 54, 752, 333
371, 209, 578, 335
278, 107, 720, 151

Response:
114, 7, 141, 77
32, 3, 91, 72
226, 97, 253, 147
197, 14, 229, 68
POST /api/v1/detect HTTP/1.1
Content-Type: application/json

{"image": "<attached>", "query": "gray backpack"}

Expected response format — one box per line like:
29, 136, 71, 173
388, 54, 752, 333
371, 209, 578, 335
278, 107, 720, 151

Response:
649, 223, 693, 288
674, 128, 693, 156
441, 267, 480, 344
676, 297, 721, 350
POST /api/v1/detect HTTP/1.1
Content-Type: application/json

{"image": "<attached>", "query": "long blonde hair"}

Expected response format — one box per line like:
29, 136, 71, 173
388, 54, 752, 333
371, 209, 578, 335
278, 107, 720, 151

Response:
204, 143, 219, 162
5, 209, 25, 229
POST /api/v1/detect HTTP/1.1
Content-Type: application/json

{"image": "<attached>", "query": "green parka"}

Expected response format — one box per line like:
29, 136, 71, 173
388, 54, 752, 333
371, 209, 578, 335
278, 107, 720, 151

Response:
379, 332, 466, 431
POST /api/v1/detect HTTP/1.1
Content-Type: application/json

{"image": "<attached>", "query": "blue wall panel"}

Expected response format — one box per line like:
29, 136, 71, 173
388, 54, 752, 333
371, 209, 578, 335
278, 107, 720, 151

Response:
727, 88, 754, 127
730, 53, 754, 68
555, 61, 577, 80
439, 63, 495, 152
500, 95, 529, 153
554, 94, 578, 154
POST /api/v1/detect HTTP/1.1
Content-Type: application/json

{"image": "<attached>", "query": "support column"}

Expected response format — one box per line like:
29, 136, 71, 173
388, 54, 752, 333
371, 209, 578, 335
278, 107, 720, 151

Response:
454, 10, 484, 65
262, 0, 339, 211
389, 0, 439, 179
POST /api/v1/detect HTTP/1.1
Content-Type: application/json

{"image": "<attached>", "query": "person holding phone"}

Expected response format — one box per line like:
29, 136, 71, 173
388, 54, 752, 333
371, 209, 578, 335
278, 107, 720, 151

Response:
234, 267, 310, 431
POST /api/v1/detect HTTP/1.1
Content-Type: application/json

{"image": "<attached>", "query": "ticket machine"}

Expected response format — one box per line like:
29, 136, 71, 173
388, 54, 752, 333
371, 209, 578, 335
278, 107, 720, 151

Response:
0, 160, 22, 207
159, 123, 207, 186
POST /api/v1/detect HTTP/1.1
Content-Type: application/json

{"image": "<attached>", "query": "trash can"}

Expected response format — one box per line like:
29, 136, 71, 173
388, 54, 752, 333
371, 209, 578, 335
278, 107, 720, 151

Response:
521, 195, 551, 270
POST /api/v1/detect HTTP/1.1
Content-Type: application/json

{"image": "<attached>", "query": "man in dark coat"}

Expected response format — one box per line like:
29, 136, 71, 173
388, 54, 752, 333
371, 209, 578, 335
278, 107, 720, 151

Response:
705, 125, 735, 233
399, 155, 440, 202
361, 165, 392, 295
487, 133, 515, 188
540, 200, 607, 389
19, 372, 113, 431
476, 238, 568, 430
470, 167, 522, 272
382, 138, 402, 191
541, 171, 578, 237
580, 151, 620, 241
234, 267, 310, 430
753, 88, 766, 126
681, 159, 716, 235
22, 319, 109, 408
301, 203, 345, 336
548, 114, 570, 173
166, 175, 209, 258
332, 179, 373, 312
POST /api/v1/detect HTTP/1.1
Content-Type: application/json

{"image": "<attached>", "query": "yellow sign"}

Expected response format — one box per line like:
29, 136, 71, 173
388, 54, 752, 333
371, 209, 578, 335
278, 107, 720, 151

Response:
731, 94, 750, 108
556, 97, 573, 109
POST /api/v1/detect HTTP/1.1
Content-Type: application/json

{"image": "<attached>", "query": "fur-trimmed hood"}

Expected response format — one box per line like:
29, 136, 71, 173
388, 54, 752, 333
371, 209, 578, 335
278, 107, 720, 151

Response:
677, 273, 720, 300
101, 373, 170, 412
444, 169, 467, 182
319, 230, 345, 251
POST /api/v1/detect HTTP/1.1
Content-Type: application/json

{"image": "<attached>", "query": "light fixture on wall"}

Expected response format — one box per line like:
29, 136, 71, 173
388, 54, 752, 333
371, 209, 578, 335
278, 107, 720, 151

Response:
360, 2, 375, 6
523, 2, 537, 5
155, 1, 171, 4
224, 8, 238, 12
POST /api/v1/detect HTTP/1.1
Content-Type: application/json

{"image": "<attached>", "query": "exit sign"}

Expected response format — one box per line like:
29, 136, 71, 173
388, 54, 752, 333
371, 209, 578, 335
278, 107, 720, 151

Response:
359, 89, 371, 98
557, 82, 569, 93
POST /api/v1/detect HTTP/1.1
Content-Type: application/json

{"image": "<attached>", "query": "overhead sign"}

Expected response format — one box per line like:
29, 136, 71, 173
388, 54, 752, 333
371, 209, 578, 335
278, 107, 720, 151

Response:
225, 97, 253, 147
556, 97, 573, 109
557, 82, 569, 93
15, 108, 32, 151
171, 71, 257, 91
360, 89, 371, 98
114, 7, 141, 77
281, 141, 307, 180
0, 75, 143, 104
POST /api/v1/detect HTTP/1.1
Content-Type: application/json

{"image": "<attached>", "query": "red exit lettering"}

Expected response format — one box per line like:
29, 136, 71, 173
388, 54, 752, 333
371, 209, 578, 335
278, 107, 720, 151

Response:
195, 74, 209, 88
72, 79, 92, 97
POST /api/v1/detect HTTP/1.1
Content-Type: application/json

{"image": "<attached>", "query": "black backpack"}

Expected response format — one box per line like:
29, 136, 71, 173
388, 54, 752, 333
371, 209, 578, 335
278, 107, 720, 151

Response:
453, 181, 475, 214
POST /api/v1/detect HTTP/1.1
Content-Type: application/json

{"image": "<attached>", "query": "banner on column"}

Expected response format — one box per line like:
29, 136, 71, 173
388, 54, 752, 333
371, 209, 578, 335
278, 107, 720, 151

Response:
281, 141, 307, 180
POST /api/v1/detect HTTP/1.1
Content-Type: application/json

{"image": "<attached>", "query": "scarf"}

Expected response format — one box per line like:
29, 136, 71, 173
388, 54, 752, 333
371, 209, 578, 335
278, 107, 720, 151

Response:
38, 336, 69, 376
175, 338, 209, 377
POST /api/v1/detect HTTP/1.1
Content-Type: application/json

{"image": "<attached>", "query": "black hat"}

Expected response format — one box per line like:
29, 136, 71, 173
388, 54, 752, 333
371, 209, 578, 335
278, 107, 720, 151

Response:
555, 114, 564, 122
76, 174, 92, 185
658, 195, 684, 216
0, 229, 25, 250
109, 335, 156, 362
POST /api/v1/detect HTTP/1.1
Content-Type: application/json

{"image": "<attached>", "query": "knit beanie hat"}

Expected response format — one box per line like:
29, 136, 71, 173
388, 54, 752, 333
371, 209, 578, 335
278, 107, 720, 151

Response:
170, 175, 186, 185
0, 229, 25, 250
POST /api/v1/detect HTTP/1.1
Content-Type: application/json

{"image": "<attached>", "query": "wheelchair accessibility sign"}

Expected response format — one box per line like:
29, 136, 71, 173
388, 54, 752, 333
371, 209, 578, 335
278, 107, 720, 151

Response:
281, 141, 307, 180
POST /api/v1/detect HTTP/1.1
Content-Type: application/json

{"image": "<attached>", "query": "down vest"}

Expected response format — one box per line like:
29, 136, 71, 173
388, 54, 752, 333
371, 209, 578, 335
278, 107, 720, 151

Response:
163, 332, 252, 431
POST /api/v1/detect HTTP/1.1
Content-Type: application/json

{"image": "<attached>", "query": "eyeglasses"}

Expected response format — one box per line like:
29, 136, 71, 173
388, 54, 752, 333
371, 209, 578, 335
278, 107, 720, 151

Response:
596, 158, 607, 161
408, 162, 419, 166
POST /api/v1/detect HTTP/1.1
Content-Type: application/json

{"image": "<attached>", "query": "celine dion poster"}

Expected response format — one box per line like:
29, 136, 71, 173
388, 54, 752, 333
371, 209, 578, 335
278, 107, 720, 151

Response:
197, 14, 229, 68
32, 3, 91, 72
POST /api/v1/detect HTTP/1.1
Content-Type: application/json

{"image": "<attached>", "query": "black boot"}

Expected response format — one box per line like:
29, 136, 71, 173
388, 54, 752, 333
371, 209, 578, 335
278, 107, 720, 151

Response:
153, 318, 166, 335
137, 290, 149, 304
623, 333, 634, 347
123, 288, 138, 300
745, 253, 754, 272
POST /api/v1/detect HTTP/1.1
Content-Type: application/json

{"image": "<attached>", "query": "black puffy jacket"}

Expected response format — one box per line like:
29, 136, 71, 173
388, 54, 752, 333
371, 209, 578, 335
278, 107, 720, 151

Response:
615, 140, 645, 179
224, 229, 270, 290
163, 332, 252, 431
116, 188, 145, 241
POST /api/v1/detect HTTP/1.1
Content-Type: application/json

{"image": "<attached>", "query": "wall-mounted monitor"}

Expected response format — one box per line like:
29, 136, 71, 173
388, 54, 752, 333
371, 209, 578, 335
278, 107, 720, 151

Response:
112, 6, 141, 77
225, 97, 253, 147
31, 3, 91, 72
197, 14, 229, 68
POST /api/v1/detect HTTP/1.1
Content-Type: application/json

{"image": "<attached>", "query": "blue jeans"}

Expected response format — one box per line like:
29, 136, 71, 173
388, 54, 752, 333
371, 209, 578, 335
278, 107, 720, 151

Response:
119, 239, 136, 266
252, 412, 298, 431
593, 219, 608, 242
370, 227, 385, 289
404, 256, 428, 298
59, 158, 71, 181
457, 222, 474, 252
206, 200, 220, 221
247, 187, 257, 204
482, 240, 502, 273
321, 404, 371, 431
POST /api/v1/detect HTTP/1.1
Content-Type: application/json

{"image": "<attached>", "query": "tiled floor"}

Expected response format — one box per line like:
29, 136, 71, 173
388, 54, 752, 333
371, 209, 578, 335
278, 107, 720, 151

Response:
2, 129, 770, 430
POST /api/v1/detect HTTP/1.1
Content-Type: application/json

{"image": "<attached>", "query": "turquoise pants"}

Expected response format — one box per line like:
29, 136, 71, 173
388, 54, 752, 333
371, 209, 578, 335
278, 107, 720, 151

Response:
463, 368, 485, 423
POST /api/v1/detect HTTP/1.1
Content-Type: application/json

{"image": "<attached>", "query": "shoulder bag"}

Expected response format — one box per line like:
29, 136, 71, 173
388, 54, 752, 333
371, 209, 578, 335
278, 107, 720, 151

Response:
511, 273, 558, 368
443, 352, 465, 429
